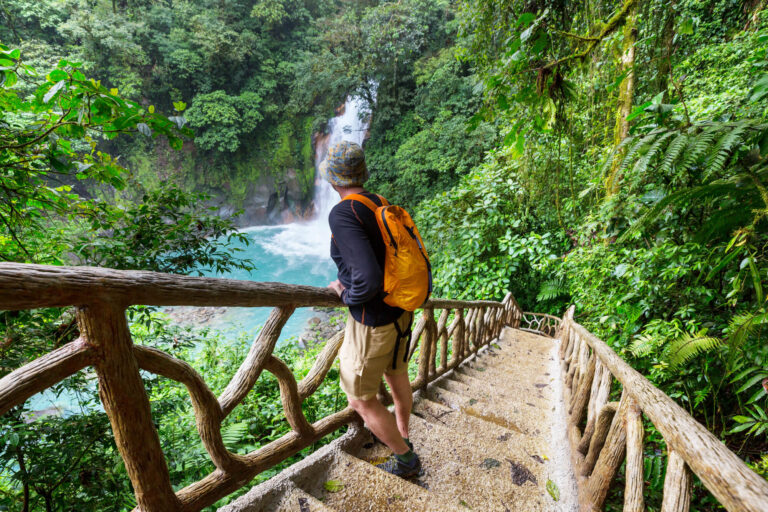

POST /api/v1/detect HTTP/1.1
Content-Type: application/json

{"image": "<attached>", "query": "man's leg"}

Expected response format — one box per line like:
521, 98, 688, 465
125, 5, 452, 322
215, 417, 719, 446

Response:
384, 371, 412, 440
348, 397, 409, 454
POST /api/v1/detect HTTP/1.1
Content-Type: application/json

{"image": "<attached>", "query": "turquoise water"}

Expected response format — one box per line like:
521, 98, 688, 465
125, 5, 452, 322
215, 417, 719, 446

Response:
190, 222, 338, 342
27, 222, 339, 415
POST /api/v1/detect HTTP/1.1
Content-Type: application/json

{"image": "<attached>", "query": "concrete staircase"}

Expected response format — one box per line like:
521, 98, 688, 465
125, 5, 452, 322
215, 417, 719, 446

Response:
220, 328, 578, 511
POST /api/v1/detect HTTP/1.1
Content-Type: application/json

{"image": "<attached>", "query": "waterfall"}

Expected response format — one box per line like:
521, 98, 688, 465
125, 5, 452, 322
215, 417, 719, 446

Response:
312, 95, 372, 220
254, 95, 372, 260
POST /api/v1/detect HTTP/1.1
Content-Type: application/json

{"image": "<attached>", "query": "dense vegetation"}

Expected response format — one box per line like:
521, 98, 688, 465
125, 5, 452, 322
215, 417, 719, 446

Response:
1, 0, 768, 510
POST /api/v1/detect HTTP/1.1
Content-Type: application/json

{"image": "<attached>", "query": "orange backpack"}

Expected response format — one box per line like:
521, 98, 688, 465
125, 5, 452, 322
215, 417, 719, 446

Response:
344, 193, 432, 311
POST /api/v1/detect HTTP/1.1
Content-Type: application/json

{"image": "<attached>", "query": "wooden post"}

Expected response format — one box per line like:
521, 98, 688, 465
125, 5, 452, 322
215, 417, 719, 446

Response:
453, 308, 465, 364
76, 303, 181, 512
579, 364, 613, 453
583, 401, 619, 476
569, 352, 596, 423
437, 309, 449, 373
661, 450, 692, 512
624, 398, 644, 512
584, 392, 630, 509
416, 308, 434, 390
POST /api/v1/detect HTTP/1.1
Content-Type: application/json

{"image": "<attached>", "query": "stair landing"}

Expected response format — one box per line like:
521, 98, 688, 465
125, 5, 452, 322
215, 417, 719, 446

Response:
219, 327, 578, 511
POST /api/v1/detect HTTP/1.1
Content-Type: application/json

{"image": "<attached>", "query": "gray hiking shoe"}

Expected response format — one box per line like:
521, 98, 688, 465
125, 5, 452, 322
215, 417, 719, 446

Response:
376, 453, 421, 479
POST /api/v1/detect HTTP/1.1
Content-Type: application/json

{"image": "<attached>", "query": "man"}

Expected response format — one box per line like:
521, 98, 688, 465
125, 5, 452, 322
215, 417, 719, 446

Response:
321, 140, 421, 478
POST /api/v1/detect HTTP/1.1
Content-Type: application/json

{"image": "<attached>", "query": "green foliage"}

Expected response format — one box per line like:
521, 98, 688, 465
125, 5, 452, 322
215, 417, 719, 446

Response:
186, 91, 263, 153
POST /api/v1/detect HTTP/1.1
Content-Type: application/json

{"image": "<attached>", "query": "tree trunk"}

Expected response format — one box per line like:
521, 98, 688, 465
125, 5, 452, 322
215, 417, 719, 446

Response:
605, 0, 638, 196
656, 3, 676, 99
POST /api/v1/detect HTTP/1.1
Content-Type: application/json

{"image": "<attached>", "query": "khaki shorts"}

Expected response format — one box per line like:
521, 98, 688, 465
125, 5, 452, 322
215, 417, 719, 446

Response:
339, 311, 411, 401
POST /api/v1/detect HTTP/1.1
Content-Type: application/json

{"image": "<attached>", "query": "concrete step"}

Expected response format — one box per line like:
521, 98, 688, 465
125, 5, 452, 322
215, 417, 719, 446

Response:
302, 451, 455, 511
412, 413, 554, 510
439, 373, 552, 410
426, 385, 545, 438
413, 398, 534, 449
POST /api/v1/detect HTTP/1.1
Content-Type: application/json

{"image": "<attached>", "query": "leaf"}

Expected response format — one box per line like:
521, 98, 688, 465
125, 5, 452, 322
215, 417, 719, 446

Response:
137, 123, 152, 137
43, 80, 66, 103
516, 12, 536, 27
678, 17, 694, 35
47, 69, 68, 82
324, 480, 344, 492
546, 479, 560, 501
480, 458, 500, 469
173, 100, 187, 112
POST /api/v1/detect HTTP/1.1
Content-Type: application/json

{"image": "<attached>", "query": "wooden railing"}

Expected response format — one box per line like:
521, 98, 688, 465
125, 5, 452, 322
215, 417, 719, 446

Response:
556, 306, 768, 512
520, 311, 561, 337
0, 263, 522, 512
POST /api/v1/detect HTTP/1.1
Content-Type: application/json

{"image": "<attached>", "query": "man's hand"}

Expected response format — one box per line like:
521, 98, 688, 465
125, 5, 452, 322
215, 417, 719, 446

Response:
328, 279, 345, 298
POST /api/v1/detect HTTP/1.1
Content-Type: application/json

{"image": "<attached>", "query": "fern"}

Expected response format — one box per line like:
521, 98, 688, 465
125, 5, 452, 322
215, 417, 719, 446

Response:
659, 132, 688, 173
680, 126, 718, 170
665, 331, 722, 368
599, 136, 635, 177
221, 421, 249, 447
618, 132, 658, 175
537, 278, 568, 301
629, 332, 661, 357
619, 180, 743, 242
726, 308, 768, 354
705, 122, 747, 178
633, 131, 676, 176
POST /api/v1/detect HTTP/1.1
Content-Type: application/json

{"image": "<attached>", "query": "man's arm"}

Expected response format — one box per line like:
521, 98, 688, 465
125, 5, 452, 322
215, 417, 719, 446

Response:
329, 205, 383, 305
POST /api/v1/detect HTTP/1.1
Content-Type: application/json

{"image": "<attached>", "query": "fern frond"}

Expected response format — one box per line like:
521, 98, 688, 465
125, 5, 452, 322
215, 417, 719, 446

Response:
618, 181, 741, 242
659, 133, 689, 173
599, 136, 635, 177
695, 203, 756, 243
633, 131, 676, 176
680, 127, 718, 171
705, 123, 748, 178
726, 308, 768, 352
221, 421, 249, 446
537, 278, 568, 301
665, 331, 722, 368
629, 333, 661, 357
618, 132, 658, 174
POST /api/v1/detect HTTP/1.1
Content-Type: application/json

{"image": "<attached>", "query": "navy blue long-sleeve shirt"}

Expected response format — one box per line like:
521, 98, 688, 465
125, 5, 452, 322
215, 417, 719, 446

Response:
329, 192, 403, 327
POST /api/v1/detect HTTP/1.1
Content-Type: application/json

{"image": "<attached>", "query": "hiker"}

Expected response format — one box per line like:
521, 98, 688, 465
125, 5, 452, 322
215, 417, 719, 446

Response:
321, 140, 422, 478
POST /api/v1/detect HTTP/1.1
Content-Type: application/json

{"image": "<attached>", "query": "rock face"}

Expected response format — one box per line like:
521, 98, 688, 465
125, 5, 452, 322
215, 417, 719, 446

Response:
209, 169, 315, 227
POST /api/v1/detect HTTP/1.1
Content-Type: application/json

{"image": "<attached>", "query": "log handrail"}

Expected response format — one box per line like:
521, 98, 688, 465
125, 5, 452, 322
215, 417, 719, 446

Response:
555, 306, 768, 512
0, 262, 521, 512
0, 263, 503, 310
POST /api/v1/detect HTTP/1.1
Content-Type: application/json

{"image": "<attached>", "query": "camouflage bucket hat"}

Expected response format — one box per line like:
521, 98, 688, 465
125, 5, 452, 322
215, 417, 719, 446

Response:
319, 141, 369, 187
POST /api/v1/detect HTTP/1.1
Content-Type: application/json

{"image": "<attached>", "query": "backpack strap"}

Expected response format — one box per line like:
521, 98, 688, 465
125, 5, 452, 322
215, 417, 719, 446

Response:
391, 312, 414, 370
343, 193, 388, 212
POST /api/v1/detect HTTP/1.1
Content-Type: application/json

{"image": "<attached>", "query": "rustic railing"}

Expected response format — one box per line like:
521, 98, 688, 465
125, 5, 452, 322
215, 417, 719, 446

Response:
520, 311, 560, 337
0, 263, 522, 512
556, 306, 768, 512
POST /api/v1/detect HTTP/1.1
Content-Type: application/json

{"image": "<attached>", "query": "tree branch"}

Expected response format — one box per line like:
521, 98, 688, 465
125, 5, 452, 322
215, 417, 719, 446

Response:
543, 0, 638, 71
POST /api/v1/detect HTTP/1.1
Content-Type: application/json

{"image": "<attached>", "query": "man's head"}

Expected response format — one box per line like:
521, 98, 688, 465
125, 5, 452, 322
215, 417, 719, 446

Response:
319, 141, 368, 188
